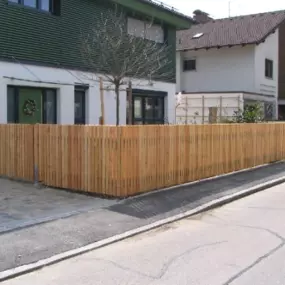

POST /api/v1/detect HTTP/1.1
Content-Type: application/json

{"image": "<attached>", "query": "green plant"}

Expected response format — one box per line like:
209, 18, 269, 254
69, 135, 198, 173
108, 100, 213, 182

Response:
232, 103, 264, 123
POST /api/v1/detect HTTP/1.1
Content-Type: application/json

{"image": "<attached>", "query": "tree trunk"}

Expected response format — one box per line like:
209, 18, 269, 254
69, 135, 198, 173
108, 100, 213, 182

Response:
99, 77, 105, 125
115, 85, 120, 126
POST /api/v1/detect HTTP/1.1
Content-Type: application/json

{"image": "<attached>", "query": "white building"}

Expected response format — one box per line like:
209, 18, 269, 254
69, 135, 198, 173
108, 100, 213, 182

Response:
176, 10, 285, 122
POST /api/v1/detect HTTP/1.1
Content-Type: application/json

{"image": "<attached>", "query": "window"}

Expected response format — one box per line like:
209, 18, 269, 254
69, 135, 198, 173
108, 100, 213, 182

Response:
7, 86, 18, 123
145, 24, 164, 43
40, 0, 50, 11
128, 18, 145, 38
43, 89, 57, 124
265, 59, 273, 79
23, 0, 36, 8
74, 89, 86, 125
192, 33, 204, 39
183, 59, 196, 71
131, 90, 166, 125
8, 0, 60, 15
127, 17, 164, 43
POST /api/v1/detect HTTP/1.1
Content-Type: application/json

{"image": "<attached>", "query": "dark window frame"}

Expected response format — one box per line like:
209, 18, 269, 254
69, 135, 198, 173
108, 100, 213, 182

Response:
43, 89, 57, 124
131, 89, 166, 125
265, 59, 273, 79
74, 87, 86, 125
7, 85, 57, 124
183, 59, 196, 72
8, 0, 60, 15
7, 86, 19, 123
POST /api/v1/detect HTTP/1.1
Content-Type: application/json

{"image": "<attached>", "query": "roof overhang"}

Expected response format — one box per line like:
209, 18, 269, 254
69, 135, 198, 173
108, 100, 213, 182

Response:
177, 43, 256, 52
111, 0, 193, 29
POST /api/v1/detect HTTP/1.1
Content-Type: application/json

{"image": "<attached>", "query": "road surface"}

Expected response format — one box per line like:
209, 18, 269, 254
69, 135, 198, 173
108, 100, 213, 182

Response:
4, 183, 285, 285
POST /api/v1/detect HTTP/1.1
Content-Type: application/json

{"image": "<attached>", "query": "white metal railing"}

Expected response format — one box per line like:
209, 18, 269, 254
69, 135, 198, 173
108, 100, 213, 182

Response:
143, 0, 178, 12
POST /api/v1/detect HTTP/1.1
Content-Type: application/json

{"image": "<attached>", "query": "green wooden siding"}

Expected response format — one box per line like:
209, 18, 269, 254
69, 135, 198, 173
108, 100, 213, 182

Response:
0, 0, 176, 83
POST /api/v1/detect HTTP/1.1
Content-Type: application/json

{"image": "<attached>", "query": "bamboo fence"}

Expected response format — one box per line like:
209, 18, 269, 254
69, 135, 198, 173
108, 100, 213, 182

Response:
0, 123, 285, 196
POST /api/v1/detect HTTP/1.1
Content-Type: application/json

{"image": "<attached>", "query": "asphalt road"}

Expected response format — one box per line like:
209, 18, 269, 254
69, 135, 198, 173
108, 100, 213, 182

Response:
4, 183, 285, 285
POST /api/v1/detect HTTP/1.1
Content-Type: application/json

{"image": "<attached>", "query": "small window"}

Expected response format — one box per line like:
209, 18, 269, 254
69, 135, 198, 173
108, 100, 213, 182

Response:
265, 59, 273, 79
40, 0, 50, 11
127, 17, 164, 43
183, 59, 196, 71
192, 33, 204, 39
23, 0, 36, 8
8, 0, 60, 15
74, 89, 86, 125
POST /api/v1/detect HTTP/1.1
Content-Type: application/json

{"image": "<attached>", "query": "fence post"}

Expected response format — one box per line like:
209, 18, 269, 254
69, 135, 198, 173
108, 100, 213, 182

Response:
202, 96, 205, 124
33, 124, 39, 186
219, 96, 223, 122
186, 97, 188, 124
100, 77, 105, 125
117, 126, 123, 196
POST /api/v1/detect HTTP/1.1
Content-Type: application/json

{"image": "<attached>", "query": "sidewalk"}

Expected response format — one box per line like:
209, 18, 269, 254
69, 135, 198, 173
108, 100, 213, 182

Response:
1, 162, 285, 275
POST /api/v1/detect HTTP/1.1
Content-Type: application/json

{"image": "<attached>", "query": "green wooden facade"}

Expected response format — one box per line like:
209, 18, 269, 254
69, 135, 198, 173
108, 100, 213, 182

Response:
0, 0, 191, 83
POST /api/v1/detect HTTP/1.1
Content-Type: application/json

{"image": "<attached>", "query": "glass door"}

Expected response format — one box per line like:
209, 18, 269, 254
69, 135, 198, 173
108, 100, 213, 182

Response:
133, 97, 143, 125
133, 95, 165, 125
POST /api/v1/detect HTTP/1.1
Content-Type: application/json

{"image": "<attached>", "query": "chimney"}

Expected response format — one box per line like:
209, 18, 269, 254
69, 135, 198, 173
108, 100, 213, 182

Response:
193, 10, 213, 24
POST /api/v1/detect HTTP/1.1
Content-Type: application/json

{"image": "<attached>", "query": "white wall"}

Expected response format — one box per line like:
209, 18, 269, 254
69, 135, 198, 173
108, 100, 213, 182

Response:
177, 46, 255, 93
0, 78, 7, 124
0, 61, 175, 124
254, 30, 278, 117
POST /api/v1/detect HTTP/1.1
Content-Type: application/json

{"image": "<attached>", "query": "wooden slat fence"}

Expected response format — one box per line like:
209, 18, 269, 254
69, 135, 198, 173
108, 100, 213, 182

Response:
1, 123, 285, 197
36, 125, 121, 196
0, 124, 34, 181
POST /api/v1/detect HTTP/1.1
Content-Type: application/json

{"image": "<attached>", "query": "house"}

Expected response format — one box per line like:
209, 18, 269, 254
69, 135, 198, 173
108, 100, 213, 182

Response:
176, 10, 285, 123
0, 0, 192, 125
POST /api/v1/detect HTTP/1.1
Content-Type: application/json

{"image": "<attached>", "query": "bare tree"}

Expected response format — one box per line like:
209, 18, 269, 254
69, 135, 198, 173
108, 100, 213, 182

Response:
81, 6, 173, 125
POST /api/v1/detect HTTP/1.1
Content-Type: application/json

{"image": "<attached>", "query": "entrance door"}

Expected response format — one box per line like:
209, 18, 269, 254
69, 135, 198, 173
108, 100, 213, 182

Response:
133, 96, 165, 125
18, 88, 43, 124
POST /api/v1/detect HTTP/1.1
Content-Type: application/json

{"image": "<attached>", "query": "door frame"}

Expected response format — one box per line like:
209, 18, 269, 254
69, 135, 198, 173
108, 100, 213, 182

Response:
7, 86, 57, 124
131, 89, 167, 125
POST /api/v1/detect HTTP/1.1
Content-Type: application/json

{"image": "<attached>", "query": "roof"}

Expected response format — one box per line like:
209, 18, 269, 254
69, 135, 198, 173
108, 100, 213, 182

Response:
177, 10, 285, 51
111, 0, 194, 29
139, 0, 194, 21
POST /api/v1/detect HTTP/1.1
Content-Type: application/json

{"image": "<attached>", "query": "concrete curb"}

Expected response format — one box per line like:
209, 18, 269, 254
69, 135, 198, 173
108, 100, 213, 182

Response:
124, 161, 282, 201
1, 175, 285, 282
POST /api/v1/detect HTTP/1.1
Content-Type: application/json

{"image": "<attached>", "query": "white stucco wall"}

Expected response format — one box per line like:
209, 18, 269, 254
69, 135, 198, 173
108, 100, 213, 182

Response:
0, 61, 175, 124
177, 46, 255, 93
254, 29, 278, 117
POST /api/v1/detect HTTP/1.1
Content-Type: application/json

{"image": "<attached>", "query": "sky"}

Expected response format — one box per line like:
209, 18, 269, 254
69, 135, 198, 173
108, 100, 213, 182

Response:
161, 0, 285, 19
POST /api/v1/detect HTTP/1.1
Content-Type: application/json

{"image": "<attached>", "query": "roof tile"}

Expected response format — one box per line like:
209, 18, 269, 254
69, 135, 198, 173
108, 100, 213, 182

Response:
177, 10, 285, 50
